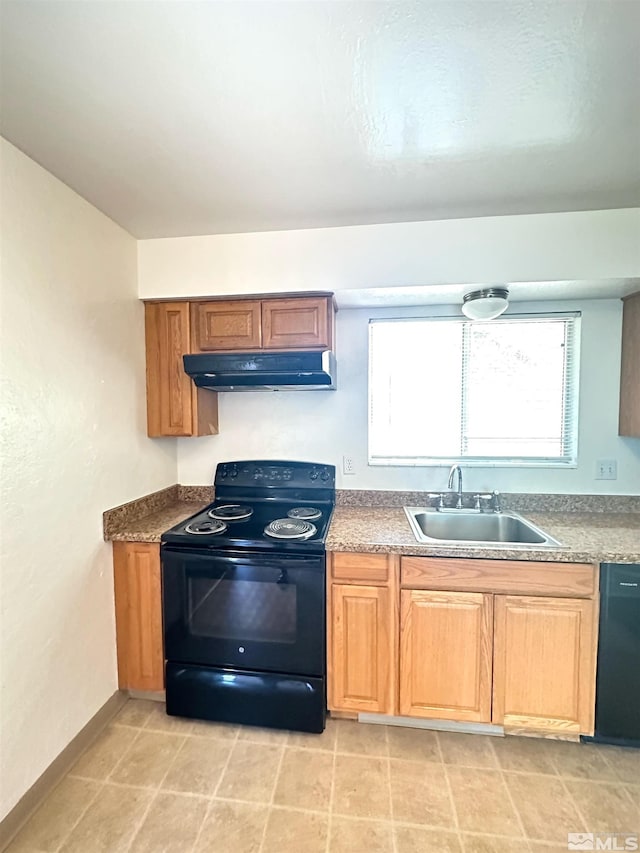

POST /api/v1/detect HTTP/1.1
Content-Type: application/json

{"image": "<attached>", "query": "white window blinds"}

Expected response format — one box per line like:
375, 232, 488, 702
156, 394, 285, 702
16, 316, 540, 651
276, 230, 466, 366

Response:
368, 314, 580, 466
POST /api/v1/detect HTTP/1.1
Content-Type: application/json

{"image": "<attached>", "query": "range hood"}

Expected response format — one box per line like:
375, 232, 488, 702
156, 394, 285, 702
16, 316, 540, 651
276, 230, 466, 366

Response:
183, 350, 336, 391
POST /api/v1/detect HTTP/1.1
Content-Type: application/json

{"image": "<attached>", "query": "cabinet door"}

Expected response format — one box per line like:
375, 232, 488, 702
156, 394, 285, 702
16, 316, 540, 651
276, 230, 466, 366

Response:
262, 297, 332, 350
113, 542, 164, 692
330, 584, 395, 714
192, 300, 262, 351
145, 302, 218, 437
493, 595, 596, 735
399, 590, 493, 723
619, 290, 640, 437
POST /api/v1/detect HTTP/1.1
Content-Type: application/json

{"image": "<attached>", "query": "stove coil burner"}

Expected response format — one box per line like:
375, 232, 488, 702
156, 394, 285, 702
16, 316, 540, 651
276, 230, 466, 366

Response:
287, 507, 322, 521
208, 504, 253, 521
184, 519, 228, 535
264, 518, 317, 540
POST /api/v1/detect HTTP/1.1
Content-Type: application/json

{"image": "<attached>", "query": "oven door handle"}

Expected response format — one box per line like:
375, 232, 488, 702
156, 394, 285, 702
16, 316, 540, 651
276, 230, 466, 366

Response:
161, 545, 324, 573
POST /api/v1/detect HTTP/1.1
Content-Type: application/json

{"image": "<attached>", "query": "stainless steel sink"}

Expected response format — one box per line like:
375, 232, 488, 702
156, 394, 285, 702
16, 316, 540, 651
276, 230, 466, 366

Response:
403, 507, 562, 547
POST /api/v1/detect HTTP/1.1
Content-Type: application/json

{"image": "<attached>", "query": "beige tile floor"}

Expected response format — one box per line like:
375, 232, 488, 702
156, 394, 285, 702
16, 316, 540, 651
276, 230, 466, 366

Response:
7, 699, 639, 853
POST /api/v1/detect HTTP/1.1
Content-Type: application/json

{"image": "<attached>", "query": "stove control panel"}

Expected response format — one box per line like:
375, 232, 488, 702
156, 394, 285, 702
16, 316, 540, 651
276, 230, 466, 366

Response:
215, 460, 335, 489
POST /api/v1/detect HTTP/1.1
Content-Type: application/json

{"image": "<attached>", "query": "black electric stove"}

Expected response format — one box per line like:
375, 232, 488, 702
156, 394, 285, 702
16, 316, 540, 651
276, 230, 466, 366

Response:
161, 460, 335, 733
161, 460, 334, 553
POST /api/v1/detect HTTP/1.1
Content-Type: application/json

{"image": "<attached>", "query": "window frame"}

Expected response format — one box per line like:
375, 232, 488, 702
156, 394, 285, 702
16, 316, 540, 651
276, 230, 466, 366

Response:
368, 312, 581, 468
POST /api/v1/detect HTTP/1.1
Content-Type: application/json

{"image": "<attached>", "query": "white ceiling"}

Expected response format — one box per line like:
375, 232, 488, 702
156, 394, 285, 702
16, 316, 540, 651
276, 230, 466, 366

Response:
1, 0, 639, 240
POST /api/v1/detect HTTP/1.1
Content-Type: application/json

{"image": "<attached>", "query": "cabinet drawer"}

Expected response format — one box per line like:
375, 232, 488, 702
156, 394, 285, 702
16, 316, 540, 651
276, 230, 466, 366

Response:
331, 552, 393, 584
401, 557, 595, 598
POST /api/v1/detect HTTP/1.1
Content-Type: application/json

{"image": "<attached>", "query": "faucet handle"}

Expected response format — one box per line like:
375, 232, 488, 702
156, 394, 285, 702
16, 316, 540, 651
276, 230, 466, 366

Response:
428, 492, 446, 509
491, 491, 502, 512
473, 493, 493, 511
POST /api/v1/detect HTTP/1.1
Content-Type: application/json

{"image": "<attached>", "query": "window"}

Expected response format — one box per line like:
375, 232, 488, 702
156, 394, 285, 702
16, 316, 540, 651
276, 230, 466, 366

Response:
368, 313, 580, 466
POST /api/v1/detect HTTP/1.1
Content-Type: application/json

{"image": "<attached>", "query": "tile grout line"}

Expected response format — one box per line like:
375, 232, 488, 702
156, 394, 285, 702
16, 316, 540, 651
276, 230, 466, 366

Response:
256, 742, 288, 853
556, 774, 597, 838
49, 779, 106, 853
56, 709, 148, 853
122, 730, 190, 853
324, 725, 338, 853
101, 726, 145, 786
489, 730, 532, 847
385, 727, 399, 853
498, 768, 530, 846
189, 724, 241, 853
435, 731, 463, 851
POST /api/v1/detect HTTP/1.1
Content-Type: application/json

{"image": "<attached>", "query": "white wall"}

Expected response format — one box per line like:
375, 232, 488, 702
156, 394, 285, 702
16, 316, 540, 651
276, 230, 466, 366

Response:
177, 300, 640, 495
0, 140, 177, 819
138, 208, 640, 298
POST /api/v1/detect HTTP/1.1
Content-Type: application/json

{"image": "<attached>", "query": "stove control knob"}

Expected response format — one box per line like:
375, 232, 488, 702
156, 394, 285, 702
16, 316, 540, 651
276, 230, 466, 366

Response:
310, 468, 319, 480
220, 468, 228, 478
321, 470, 330, 481
230, 466, 238, 478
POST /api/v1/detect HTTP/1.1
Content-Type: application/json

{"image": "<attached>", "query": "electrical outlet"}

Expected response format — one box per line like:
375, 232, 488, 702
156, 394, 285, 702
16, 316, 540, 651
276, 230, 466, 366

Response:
595, 459, 617, 480
342, 455, 355, 475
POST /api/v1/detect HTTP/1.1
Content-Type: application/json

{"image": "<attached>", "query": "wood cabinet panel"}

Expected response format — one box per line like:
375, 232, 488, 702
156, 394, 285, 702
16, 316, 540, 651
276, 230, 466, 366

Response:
192, 300, 262, 351
145, 302, 218, 437
493, 595, 597, 735
619, 290, 640, 437
262, 297, 332, 349
330, 584, 395, 714
113, 542, 164, 692
399, 589, 493, 723
401, 556, 595, 598
331, 552, 392, 584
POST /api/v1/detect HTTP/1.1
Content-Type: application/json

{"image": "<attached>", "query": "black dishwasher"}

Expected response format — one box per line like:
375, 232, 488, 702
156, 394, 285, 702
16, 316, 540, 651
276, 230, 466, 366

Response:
587, 563, 640, 747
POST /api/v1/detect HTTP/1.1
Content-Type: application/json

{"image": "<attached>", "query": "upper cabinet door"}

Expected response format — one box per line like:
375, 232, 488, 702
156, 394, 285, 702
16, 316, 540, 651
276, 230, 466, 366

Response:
192, 300, 262, 351
145, 302, 196, 436
619, 291, 640, 437
145, 302, 219, 437
262, 297, 332, 350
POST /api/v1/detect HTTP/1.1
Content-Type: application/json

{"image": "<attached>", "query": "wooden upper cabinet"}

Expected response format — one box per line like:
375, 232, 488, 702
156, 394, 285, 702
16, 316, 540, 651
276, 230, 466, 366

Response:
262, 297, 332, 350
144, 293, 334, 435
145, 302, 218, 437
113, 542, 164, 692
619, 291, 640, 437
190, 295, 334, 353
493, 595, 597, 735
192, 300, 262, 351
399, 589, 493, 723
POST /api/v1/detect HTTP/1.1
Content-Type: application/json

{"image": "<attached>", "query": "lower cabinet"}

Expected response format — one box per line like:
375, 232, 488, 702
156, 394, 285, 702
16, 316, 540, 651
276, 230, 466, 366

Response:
331, 584, 394, 714
399, 589, 493, 723
328, 552, 598, 736
493, 595, 596, 734
112, 541, 164, 692
328, 553, 397, 715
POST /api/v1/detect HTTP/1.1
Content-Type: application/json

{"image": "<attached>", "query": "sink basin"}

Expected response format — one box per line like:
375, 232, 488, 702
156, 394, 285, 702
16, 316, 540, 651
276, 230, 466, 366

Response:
403, 507, 562, 547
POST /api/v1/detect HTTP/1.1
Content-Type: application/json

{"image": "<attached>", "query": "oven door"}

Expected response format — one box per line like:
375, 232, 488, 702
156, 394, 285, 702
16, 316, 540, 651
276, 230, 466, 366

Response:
162, 545, 325, 677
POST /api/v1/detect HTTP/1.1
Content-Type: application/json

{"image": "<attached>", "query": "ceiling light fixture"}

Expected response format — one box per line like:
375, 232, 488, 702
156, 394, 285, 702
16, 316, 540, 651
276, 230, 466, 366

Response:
461, 287, 509, 321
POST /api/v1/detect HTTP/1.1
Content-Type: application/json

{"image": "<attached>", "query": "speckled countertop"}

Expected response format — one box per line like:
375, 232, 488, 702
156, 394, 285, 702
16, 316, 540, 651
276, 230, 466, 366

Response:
104, 486, 639, 562
104, 485, 212, 542
326, 506, 640, 564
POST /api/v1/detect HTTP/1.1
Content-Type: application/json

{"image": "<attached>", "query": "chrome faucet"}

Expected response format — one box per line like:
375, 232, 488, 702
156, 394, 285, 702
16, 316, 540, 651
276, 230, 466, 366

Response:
447, 464, 464, 509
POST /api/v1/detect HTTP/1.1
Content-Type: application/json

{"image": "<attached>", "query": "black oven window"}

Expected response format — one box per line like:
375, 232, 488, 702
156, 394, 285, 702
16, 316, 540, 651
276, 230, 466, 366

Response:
188, 574, 297, 645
